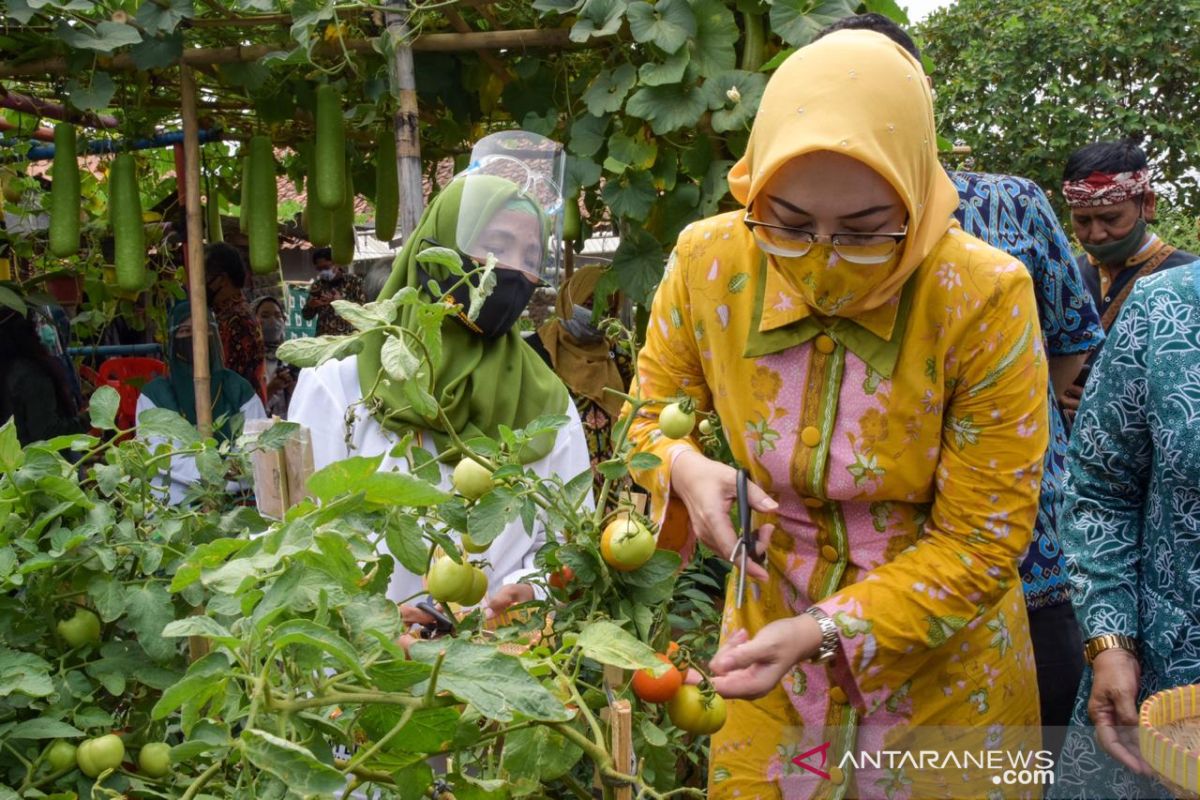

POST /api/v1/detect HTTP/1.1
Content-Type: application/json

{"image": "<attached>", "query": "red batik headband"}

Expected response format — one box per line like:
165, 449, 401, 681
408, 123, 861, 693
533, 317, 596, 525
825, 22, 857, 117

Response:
1062, 169, 1151, 208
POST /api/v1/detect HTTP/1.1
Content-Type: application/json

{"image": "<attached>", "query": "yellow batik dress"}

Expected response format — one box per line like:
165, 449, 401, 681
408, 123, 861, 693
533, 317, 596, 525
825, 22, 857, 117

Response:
627, 216, 1047, 800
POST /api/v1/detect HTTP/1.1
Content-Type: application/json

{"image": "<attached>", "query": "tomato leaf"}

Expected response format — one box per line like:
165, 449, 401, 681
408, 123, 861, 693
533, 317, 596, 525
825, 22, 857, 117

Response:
88, 385, 120, 431
408, 639, 570, 722
137, 408, 200, 447
9, 718, 84, 739
124, 582, 177, 662
501, 725, 584, 782
268, 619, 368, 680
0, 647, 53, 698
466, 487, 524, 546
307, 455, 384, 501
385, 513, 429, 575
361, 470, 450, 507
576, 620, 664, 672
152, 653, 230, 719
240, 728, 347, 798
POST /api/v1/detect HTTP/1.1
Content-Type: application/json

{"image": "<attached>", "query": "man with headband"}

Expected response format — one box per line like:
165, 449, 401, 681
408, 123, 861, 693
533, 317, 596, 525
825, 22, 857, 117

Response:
1060, 140, 1197, 416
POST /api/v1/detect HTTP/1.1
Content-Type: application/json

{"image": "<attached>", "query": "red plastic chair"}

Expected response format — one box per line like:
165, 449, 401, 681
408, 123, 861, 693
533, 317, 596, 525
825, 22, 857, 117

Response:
96, 357, 169, 431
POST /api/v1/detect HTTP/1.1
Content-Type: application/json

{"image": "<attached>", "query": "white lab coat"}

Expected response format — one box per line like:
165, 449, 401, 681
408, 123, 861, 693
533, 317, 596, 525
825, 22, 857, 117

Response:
288, 355, 593, 605
135, 392, 267, 506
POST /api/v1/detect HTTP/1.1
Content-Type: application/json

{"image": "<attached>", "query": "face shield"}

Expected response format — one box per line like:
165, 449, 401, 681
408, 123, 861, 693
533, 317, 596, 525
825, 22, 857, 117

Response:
454, 131, 566, 286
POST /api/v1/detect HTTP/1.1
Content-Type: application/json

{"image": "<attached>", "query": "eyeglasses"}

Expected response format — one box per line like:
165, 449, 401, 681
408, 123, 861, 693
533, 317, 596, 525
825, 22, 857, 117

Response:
743, 214, 909, 265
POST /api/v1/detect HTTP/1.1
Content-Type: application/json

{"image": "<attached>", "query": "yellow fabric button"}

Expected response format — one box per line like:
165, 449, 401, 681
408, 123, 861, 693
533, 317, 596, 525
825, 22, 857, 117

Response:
803, 497, 825, 509
828, 766, 845, 785
815, 334, 836, 354
801, 426, 821, 447
820, 544, 839, 562
830, 686, 848, 705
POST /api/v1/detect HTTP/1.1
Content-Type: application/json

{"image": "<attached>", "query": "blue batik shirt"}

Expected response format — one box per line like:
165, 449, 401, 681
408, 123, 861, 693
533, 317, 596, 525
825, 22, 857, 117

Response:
950, 171, 1105, 610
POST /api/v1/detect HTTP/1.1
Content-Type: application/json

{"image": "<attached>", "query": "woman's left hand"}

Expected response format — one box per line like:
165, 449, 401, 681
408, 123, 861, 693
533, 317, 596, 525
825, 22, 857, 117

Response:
709, 615, 824, 699
486, 583, 535, 618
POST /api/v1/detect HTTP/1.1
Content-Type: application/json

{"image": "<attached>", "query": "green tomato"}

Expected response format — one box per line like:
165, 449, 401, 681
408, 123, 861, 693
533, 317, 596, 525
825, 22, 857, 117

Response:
77, 734, 124, 777
46, 739, 77, 772
427, 556, 475, 604
452, 459, 494, 500
698, 418, 714, 436
600, 517, 656, 572
667, 685, 727, 735
457, 567, 488, 606
658, 403, 695, 439
138, 742, 171, 778
460, 533, 490, 554
57, 608, 101, 648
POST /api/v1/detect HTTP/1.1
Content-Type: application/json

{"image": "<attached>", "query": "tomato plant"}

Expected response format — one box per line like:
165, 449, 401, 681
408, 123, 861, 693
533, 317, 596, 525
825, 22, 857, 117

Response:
658, 402, 696, 440
1, 251, 726, 800
601, 516, 657, 572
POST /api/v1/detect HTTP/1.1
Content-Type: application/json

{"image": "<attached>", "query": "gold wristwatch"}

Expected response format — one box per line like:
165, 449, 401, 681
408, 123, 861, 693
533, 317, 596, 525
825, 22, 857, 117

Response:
1084, 633, 1137, 665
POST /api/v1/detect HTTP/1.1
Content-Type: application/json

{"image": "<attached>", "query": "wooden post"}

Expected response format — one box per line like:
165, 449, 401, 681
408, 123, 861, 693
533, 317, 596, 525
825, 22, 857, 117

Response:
179, 65, 213, 438
610, 699, 634, 800
386, 2, 425, 238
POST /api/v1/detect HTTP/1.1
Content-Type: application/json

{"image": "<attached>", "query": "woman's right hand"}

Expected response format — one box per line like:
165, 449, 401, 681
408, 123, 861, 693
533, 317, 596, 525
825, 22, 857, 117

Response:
670, 450, 778, 581
1088, 648, 1149, 775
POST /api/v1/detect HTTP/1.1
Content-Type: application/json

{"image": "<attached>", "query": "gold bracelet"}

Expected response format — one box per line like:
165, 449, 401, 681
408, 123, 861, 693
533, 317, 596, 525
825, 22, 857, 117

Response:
1084, 633, 1137, 665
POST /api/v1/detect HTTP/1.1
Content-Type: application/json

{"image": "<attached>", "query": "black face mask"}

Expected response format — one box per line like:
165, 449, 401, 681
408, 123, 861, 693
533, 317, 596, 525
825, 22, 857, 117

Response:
174, 336, 194, 365
419, 261, 537, 340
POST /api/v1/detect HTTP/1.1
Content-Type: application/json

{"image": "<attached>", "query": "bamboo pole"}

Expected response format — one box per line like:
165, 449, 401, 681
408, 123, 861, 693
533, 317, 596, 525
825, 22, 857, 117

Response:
179, 65, 213, 438
386, 2, 424, 238
0, 28, 578, 78
0, 86, 120, 128
609, 699, 633, 800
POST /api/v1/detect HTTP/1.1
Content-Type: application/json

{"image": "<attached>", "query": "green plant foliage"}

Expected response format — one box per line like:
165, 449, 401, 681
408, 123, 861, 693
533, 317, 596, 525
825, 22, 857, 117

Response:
921, 0, 1200, 210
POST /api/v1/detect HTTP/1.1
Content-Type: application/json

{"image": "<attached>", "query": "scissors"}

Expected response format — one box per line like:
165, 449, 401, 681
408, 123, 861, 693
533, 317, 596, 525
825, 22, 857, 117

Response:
413, 600, 456, 639
730, 468, 764, 609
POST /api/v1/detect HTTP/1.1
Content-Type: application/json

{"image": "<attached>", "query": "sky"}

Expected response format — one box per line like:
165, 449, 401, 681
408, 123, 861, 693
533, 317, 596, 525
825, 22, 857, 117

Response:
902, 0, 954, 22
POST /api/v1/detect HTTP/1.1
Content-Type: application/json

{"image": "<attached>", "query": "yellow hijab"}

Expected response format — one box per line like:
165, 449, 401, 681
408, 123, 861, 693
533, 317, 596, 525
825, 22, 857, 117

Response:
729, 30, 959, 323
537, 266, 627, 418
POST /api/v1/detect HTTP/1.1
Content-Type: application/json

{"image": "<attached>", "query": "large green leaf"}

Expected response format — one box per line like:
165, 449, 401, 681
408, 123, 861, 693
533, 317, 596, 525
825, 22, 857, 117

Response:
564, 156, 603, 197
687, 0, 738, 77
466, 486, 524, 546
268, 619, 368, 680
361, 470, 450, 507
381, 335, 422, 382
152, 653, 231, 719
501, 725, 584, 782
0, 647, 53, 698
276, 334, 363, 368
568, 114, 610, 158
0, 420, 23, 474
137, 407, 200, 446
124, 582, 177, 662
56, 20, 143, 52
359, 706, 459, 754
610, 224, 667, 305
409, 639, 570, 722
130, 31, 184, 71
385, 513, 430, 575
601, 171, 658, 220
65, 71, 115, 112
135, 0, 194, 35
0, 286, 27, 316
625, 82, 707, 134
582, 64, 638, 116
9, 718, 84, 739
576, 620, 665, 672
569, 0, 626, 42
606, 129, 658, 174
769, 0, 857, 47
639, 47, 691, 86
88, 385, 120, 431
627, 0, 696, 54
240, 729, 346, 798
307, 455, 384, 501
704, 70, 768, 133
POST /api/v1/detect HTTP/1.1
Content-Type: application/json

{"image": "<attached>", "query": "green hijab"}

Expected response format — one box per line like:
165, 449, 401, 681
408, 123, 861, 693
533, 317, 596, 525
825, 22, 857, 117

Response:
141, 301, 257, 441
357, 175, 568, 463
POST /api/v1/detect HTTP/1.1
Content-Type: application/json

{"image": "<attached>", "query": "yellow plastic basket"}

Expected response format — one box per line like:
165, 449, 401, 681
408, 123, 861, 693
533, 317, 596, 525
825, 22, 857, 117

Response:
1140, 685, 1200, 798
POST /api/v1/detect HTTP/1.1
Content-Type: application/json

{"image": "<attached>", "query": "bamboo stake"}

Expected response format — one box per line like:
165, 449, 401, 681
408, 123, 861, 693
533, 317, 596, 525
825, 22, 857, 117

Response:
0, 29, 578, 78
386, 3, 424, 238
179, 65, 213, 438
609, 699, 633, 800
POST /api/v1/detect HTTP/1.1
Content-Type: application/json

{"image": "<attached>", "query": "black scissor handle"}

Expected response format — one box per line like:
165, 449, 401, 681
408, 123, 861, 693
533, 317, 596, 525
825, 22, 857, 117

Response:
736, 468, 764, 564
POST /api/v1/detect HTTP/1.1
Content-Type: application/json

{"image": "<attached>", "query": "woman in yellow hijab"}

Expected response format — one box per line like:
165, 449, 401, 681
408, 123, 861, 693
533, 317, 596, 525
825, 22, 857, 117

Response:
627, 31, 1047, 799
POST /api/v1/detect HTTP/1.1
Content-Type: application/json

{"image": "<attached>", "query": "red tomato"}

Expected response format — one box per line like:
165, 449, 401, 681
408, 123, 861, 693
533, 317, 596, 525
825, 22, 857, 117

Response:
631, 653, 685, 703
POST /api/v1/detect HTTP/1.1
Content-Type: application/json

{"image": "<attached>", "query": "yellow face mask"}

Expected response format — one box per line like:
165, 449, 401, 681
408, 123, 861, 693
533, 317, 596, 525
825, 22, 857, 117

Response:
771, 244, 903, 318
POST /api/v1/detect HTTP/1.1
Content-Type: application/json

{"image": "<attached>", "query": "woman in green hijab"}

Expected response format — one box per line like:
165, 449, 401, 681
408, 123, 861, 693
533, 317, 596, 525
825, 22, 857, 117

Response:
289, 149, 590, 629
138, 301, 268, 505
